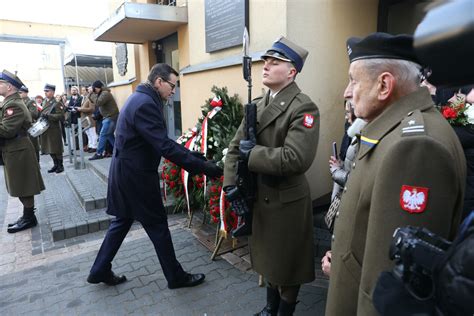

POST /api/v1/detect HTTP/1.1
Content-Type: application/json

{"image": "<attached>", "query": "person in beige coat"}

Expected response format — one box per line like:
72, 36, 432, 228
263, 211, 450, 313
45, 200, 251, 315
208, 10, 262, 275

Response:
40, 84, 65, 173
0, 70, 45, 233
77, 86, 97, 152
325, 33, 466, 316
224, 37, 319, 316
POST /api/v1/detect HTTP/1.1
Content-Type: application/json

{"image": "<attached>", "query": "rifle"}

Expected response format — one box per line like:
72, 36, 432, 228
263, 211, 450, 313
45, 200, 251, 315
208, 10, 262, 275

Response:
229, 27, 257, 238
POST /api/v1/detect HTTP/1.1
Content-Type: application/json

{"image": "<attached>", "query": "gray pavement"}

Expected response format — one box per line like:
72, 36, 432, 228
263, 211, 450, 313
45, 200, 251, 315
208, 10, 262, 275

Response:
0, 152, 327, 315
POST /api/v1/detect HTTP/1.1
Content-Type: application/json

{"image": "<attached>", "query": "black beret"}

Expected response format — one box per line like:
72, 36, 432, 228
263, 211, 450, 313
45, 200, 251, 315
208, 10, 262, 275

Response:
19, 85, 29, 93
44, 83, 56, 91
346, 32, 419, 64
0, 70, 24, 89
92, 80, 104, 89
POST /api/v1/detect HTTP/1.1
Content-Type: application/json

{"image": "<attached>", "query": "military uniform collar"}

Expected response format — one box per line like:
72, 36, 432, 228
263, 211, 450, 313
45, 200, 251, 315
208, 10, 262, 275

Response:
358, 87, 433, 159
257, 81, 300, 134
2, 92, 21, 105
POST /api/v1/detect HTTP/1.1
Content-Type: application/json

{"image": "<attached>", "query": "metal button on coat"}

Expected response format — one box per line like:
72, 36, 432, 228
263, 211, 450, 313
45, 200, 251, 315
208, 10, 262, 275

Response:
264, 197, 270, 203
336, 211, 339, 218
332, 235, 335, 242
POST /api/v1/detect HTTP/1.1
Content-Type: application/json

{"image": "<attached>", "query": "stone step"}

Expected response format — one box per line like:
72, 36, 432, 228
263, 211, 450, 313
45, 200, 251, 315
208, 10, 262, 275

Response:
65, 169, 108, 211
87, 158, 176, 212
38, 167, 114, 243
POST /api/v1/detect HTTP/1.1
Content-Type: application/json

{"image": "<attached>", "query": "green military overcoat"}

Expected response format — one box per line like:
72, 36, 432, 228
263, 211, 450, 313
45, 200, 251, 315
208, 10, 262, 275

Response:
22, 97, 40, 152
325, 88, 466, 316
40, 98, 64, 154
224, 82, 320, 285
0, 93, 45, 197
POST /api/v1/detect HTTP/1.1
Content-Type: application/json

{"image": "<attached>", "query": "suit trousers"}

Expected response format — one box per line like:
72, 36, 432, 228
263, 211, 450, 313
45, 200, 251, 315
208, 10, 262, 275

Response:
90, 217, 185, 284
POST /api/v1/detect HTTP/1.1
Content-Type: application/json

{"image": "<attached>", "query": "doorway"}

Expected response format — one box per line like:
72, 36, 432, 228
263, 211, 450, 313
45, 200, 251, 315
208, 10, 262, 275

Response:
154, 33, 182, 140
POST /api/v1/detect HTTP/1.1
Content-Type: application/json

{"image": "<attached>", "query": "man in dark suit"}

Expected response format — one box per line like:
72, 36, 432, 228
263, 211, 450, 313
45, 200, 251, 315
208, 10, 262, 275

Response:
87, 63, 222, 288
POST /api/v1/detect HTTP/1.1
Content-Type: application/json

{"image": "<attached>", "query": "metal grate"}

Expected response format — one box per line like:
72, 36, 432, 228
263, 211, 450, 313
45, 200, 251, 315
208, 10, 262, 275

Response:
156, 0, 176, 6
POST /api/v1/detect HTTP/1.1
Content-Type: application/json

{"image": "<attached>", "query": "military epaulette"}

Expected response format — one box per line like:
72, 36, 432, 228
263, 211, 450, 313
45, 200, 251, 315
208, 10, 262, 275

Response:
400, 109, 426, 137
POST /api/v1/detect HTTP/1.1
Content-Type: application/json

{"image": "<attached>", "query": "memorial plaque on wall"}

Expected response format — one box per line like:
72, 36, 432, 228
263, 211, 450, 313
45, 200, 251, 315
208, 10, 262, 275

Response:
115, 43, 128, 76
205, 0, 248, 53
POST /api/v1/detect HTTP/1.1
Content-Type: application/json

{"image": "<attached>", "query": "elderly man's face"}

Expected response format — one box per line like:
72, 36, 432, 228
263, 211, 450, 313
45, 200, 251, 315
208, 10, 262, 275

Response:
344, 60, 382, 122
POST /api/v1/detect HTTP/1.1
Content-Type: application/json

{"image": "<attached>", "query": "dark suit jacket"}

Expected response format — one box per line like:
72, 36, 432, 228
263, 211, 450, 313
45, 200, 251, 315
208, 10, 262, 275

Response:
106, 83, 208, 223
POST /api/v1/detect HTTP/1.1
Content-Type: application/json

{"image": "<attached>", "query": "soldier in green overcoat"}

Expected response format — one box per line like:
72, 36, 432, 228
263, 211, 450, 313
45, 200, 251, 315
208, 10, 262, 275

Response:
325, 33, 466, 316
40, 83, 65, 173
223, 37, 319, 316
0, 70, 45, 233
19, 85, 40, 161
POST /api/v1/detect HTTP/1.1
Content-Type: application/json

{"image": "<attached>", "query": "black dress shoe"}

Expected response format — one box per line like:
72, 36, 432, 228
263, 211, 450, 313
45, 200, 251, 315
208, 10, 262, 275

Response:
87, 271, 127, 286
7, 216, 38, 233
8, 216, 23, 227
168, 273, 205, 289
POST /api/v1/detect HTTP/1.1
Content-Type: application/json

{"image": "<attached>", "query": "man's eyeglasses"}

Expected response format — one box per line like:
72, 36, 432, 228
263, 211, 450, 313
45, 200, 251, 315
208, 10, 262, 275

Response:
160, 78, 176, 90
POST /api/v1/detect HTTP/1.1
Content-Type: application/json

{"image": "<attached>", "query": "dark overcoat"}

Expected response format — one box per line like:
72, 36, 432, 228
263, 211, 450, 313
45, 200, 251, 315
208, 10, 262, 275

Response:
40, 98, 64, 154
224, 82, 320, 286
0, 93, 44, 197
325, 88, 466, 316
107, 83, 211, 223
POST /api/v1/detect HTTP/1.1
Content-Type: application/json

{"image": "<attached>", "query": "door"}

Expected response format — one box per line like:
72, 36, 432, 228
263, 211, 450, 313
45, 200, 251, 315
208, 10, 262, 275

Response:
154, 33, 182, 140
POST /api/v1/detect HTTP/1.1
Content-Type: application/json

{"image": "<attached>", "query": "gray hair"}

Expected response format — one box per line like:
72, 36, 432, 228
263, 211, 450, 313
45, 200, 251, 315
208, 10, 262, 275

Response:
361, 58, 421, 91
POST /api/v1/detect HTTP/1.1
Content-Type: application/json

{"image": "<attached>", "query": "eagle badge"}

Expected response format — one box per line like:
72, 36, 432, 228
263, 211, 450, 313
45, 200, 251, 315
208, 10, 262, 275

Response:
303, 114, 314, 128
400, 185, 429, 213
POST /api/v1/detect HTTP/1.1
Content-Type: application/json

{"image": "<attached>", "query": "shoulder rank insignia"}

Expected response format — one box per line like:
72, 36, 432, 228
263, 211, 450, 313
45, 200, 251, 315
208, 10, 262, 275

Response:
303, 114, 314, 128
400, 185, 429, 213
401, 110, 425, 136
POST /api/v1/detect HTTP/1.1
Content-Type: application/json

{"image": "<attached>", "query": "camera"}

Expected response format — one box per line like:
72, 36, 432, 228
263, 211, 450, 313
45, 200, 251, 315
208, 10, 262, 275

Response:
389, 226, 451, 300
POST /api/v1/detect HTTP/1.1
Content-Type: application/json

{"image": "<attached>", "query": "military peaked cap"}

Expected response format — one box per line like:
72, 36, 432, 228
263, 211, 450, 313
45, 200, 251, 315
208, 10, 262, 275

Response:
44, 83, 56, 91
0, 70, 24, 89
19, 85, 29, 93
261, 36, 309, 73
346, 32, 419, 64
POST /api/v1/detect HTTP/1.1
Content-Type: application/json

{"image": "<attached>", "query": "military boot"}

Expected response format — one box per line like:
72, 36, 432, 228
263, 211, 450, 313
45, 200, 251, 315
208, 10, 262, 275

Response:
277, 300, 298, 316
254, 287, 280, 316
7, 207, 37, 233
48, 158, 58, 173
55, 158, 64, 173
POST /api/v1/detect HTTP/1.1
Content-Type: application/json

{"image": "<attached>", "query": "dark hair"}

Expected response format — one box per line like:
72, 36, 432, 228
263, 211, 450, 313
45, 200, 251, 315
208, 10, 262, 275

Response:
147, 63, 179, 84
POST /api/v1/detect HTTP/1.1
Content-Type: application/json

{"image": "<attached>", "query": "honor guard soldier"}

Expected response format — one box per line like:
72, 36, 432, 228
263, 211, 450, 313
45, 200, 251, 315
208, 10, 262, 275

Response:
0, 70, 45, 233
19, 85, 40, 162
223, 37, 320, 315
40, 83, 65, 173
325, 33, 466, 316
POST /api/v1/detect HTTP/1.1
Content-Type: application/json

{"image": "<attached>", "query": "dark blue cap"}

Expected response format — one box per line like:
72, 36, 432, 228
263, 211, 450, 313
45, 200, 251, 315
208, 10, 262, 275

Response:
19, 85, 29, 93
0, 70, 24, 89
44, 83, 56, 91
347, 32, 419, 64
261, 36, 309, 73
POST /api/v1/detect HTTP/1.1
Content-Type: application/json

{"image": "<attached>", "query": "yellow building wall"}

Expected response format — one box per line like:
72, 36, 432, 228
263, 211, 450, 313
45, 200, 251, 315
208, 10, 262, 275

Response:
102, 0, 379, 200
185, 0, 287, 66
287, 0, 378, 199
